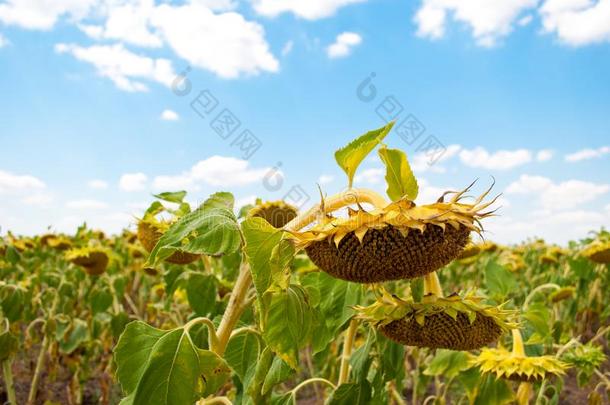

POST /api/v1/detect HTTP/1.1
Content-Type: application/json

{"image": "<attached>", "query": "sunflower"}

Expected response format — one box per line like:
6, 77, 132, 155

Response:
549, 287, 575, 303
289, 183, 497, 283
248, 200, 298, 229
581, 239, 610, 264
40, 234, 72, 250
355, 278, 516, 351
458, 242, 481, 260
137, 217, 200, 265
471, 329, 569, 383
65, 247, 110, 276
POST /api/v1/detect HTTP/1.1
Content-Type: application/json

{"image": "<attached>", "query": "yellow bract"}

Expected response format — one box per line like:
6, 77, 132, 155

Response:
472, 347, 569, 381
288, 184, 498, 250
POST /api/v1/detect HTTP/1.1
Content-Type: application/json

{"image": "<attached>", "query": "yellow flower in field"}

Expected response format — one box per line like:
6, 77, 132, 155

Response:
248, 200, 298, 229
289, 183, 497, 283
582, 239, 610, 264
472, 329, 569, 383
65, 246, 111, 276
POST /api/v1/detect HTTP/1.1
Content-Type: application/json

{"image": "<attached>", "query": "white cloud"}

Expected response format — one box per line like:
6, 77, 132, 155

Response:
119, 173, 148, 192
0, 32, 9, 47
318, 174, 335, 185
0, 0, 97, 30
235, 195, 257, 209
0, 170, 45, 193
414, 0, 538, 46
251, 0, 366, 19
565, 146, 610, 162
506, 174, 609, 210
153, 156, 276, 190
326, 32, 362, 58
88, 179, 108, 190
540, 0, 610, 46
66, 199, 108, 210
79, 0, 162, 48
536, 149, 554, 162
412, 144, 461, 173
281, 40, 294, 56
160, 109, 179, 121
23, 193, 54, 207
459, 147, 533, 170
518, 14, 534, 25
55, 43, 176, 92
354, 168, 384, 185
150, 2, 278, 78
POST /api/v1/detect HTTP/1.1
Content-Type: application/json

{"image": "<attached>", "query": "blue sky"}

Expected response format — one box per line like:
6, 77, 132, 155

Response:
1, 0, 609, 244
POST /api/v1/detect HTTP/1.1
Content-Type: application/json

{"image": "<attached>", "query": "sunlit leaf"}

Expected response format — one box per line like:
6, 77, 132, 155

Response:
153, 191, 187, 204
327, 381, 373, 405
378, 146, 418, 201
335, 121, 395, 187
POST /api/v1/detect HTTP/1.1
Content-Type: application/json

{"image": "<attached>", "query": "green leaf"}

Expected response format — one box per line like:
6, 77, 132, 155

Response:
410, 278, 424, 303
335, 121, 395, 188
484, 260, 517, 299
59, 318, 89, 354
242, 217, 285, 303
424, 350, 472, 379
111, 312, 131, 340
186, 273, 217, 317
115, 321, 227, 405
0, 284, 26, 323
5, 245, 20, 264
262, 356, 294, 395
327, 381, 373, 405
225, 331, 261, 383
378, 146, 418, 201
262, 285, 313, 369
350, 330, 375, 382
153, 191, 187, 204
0, 331, 19, 361
474, 374, 513, 405
147, 192, 241, 266
90, 287, 113, 315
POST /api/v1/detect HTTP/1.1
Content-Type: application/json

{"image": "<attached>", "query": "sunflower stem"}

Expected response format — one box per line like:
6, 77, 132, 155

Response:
215, 262, 252, 356
338, 319, 358, 385
423, 272, 443, 297
512, 329, 526, 357
284, 188, 388, 232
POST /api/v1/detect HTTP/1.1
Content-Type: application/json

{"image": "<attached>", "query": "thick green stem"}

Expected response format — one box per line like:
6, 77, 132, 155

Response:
512, 329, 526, 357
423, 272, 443, 297
215, 263, 253, 355
28, 334, 50, 405
2, 359, 16, 405
284, 188, 388, 232
338, 319, 358, 385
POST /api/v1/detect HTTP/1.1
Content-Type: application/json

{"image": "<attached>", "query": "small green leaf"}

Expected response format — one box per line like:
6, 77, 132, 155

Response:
262, 357, 294, 395
242, 217, 285, 304
335, 122, 395, 187
262, 285, 313, 369
153, 191, 187, 204
378, 146, 418, 201
186, 273, 217, 317
225, 331, 261, 383
484, 260, 517, 299
90, 287, 113, 315
424, 350, 472, 379
0, 331, 19, 361
147, 192, 241, 266
59, 318, 89, 354
0, 284, 26, 323
410, 278, 424, 303
5, 246, 20, 264
327, 381, 373, 405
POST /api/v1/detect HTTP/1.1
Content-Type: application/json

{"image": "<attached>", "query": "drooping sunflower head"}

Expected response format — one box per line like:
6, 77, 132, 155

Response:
355, 289, 517, 351
248, 200, 298, 229
40, 234, 72, 251
136, 218, 200, 265
65, 247, 110, 276
499, 251, 526, 273
472, 347, 569, 383
290, 183, 498, 283
581, 239, 610, 264
549, 287, 575, 303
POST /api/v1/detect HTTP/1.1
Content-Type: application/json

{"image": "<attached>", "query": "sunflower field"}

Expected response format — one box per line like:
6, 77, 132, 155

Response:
1, 122, 610, 405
